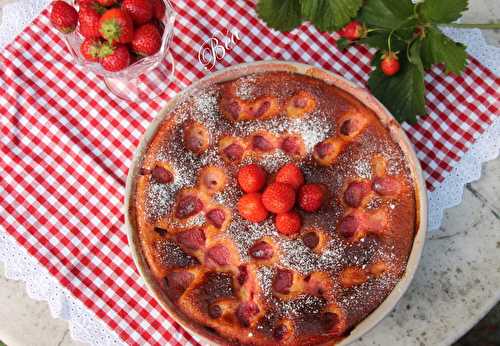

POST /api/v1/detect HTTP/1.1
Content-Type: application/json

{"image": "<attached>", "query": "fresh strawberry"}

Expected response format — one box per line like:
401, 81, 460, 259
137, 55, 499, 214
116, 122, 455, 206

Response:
380, 51, 400, 76
79, 0, 105, 12
80, 37, 102, 61
237, 164, 267, 193
262, 183, 296, 214
99, 8, 134, 44
298, 184, 325, 213
97, 0, 117, 6
78, 3, 102, 38
99, 43, 130, 71
151, 0, 166, 20
338, 20, 364, 41
131, 23, 162, 56
237, 193, 268, 223
50, 1, 78, 33
78, 0, 101, 5
122, 0, 153, 25
275, 211, 302, 236
275, 163, 304, 190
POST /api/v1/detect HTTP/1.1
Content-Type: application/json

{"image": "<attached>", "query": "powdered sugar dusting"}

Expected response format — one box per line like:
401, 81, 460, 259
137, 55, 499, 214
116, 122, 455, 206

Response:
245, 150, 293, 174
277, 238, 321, 275
213, 178, 240, 206
275, 294, 326, 317
256, 266, 326, 317
235, 74, 257, 100
354, 158, 372, 180
139, 72, 416, 328
339, 271, 399, 313
145, 180, 180, 221
227, 216, 275, 261
234, 110, 333, 152
317, 240, 347, 272
256, 266, 274, 298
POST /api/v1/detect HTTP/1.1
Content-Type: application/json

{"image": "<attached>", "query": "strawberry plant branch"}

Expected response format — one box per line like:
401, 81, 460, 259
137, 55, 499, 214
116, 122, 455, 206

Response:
256, 0, 497, 124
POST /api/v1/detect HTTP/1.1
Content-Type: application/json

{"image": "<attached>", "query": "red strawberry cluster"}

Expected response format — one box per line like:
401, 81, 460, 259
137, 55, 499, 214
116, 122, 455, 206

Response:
236, 163, 327, 237
49, 0, 166, 72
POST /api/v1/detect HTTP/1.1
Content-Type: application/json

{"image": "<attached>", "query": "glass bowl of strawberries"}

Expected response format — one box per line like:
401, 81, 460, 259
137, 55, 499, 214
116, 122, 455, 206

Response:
50, 0, 176, 101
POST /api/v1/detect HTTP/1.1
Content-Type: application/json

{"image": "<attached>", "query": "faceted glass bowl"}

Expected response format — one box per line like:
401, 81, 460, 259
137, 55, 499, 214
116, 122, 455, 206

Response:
61, 0, 176, 101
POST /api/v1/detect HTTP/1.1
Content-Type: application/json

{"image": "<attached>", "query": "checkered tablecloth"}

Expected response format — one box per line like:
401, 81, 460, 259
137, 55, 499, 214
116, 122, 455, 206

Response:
0, 0, 498, 345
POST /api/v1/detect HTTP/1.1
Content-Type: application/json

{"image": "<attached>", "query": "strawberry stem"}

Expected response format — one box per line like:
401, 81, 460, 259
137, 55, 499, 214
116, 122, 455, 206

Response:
101, 20, 121, 44
442, 22, 500, 30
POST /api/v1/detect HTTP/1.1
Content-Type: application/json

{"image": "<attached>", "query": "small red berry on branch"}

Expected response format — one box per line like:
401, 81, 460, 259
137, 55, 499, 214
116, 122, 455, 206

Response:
380, 51, 400, 76
338, 20, 365, 41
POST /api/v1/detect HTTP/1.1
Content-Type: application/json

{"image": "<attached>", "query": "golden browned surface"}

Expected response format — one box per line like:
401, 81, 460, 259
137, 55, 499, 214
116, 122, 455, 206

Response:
132, 72, 416, 345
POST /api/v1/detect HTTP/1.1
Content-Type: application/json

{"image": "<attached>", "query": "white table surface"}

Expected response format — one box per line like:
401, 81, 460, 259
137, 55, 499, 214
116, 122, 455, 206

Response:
0, 1, 498, 345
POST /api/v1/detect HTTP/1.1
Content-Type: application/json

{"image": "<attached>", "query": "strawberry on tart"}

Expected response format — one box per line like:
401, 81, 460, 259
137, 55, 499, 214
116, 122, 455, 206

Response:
131, 71, 417, 345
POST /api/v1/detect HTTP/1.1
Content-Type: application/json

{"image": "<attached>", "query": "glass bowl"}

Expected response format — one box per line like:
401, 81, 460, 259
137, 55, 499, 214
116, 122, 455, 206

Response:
61, 0, 176, 101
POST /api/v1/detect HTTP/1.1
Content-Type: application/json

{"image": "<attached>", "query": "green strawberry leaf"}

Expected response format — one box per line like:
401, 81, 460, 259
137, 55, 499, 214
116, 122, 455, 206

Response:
371, 50, 384, 67
418, 0, 469, 24
359, 0, 415, 29
360, 34, 389, 50
256, 0, 303, 32
368, 46, 426, 124
336, 37, 352, 51
360, 32, 406, 51
420, 26, 467, 74
301, 0, 363, 32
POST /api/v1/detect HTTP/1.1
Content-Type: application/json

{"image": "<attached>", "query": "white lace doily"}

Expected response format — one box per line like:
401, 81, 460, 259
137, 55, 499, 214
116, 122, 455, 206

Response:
0, 1, 498, 345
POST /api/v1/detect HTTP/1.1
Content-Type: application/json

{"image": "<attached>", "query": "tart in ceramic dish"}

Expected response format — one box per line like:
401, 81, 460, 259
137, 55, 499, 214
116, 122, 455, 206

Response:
125, 61, 427, 346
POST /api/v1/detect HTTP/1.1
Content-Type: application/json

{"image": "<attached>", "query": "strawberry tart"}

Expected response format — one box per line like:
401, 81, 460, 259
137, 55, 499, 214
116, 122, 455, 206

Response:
130, 71, 418, 345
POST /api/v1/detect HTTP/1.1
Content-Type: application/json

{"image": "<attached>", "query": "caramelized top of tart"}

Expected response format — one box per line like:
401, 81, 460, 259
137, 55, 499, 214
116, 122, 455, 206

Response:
132, 72, 416, 345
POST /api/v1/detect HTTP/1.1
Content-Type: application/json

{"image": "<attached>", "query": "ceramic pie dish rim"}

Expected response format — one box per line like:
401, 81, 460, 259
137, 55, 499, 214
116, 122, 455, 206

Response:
124, 60, 428, 346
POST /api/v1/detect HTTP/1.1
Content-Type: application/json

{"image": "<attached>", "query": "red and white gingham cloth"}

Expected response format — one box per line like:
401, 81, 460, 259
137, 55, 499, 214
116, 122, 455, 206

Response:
0, 1, 498, 345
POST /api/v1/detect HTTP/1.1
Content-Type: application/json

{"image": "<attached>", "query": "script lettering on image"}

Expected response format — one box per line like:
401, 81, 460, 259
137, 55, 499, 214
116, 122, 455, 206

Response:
198, 29, 241, 70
